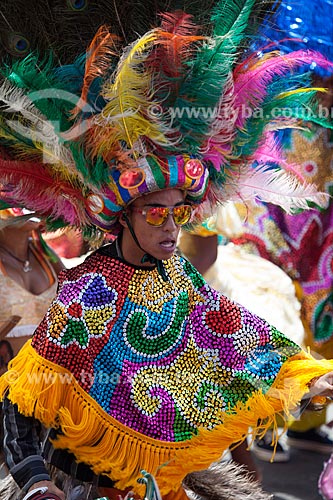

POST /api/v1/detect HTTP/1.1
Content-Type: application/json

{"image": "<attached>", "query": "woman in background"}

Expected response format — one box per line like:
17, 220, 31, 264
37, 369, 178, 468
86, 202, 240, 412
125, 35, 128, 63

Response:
0, 208, 64, 356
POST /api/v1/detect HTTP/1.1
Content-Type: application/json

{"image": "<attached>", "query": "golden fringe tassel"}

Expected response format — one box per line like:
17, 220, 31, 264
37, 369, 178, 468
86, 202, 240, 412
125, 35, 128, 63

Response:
1, 342, 333, 498
157, 350, 333, 492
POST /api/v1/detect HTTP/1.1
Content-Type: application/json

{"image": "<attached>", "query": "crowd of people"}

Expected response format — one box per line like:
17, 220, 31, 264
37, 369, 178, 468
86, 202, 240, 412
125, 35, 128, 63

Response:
0, 1, 333, 500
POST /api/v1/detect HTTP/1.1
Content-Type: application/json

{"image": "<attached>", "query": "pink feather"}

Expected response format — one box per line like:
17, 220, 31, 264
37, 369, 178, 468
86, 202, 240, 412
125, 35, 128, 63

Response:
0, 158, 87, 225
222, 164, 330, 212
250, 131, 307, 182
233, 50, 333, 127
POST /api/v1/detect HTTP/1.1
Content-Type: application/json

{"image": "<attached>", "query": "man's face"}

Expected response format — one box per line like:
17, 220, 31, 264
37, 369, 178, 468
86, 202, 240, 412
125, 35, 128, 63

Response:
123, 189, 187, 264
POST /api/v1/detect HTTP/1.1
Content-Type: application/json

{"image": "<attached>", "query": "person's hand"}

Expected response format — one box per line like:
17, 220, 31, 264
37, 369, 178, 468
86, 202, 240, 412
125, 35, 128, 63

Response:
28, 481, 65, 500
309, 371, 333, 398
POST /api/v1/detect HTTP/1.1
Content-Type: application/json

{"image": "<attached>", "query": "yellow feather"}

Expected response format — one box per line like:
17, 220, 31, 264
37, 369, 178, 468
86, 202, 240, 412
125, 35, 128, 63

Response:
278, 87, 327, 98
248, 50, 282, 70
92, 29, 173, 161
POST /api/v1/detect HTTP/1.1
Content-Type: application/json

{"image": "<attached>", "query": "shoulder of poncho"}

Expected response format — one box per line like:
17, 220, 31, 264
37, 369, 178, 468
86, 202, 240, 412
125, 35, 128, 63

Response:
58, 251, 118, 281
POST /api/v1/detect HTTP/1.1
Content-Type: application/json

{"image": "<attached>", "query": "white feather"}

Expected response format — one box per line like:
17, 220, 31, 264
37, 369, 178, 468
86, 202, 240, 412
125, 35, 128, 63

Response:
223, 165, 330, 212
0, 79, 74, 170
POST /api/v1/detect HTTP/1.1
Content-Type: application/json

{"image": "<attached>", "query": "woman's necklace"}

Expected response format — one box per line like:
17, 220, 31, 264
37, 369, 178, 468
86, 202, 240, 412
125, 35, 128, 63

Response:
0, 244, 32, 272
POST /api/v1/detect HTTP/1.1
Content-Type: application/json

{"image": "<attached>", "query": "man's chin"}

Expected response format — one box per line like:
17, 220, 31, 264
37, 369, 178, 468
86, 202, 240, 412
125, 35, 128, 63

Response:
155, 249, 175, 261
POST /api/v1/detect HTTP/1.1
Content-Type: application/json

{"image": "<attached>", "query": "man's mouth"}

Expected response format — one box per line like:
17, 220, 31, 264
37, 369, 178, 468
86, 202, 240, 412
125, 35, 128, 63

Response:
160, 240, 176, 249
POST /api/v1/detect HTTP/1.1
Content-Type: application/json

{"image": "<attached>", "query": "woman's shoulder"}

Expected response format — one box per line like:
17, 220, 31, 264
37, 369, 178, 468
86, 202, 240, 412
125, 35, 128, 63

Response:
58, 243, 118, 279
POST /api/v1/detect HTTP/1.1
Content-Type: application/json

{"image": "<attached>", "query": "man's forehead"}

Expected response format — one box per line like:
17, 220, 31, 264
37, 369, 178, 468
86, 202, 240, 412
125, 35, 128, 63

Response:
131, 189, 186, 207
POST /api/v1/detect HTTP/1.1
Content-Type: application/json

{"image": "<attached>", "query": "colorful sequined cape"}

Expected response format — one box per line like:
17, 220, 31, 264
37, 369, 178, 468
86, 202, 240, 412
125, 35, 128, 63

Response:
2, 243, 333, 498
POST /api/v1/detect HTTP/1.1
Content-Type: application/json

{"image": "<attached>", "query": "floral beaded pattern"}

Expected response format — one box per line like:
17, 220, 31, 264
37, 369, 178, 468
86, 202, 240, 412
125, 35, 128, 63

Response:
47, 274, 118, 348
32, 250, 301, 442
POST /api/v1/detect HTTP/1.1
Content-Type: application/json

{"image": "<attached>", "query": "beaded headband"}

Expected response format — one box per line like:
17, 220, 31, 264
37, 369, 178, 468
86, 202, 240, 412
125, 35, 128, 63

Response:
86, 156, 209, 232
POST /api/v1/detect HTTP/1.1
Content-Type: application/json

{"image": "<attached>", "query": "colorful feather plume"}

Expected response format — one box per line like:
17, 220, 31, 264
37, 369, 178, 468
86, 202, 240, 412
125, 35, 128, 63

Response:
167, 0, 266, 149
88, 29, 178, 161
201, 49, 332, 184
0, 0, 331, 238
233, 50, 333, 127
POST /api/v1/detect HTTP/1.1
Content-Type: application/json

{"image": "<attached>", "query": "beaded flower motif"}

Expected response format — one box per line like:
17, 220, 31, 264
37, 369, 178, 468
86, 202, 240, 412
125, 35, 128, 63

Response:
47, 273, 118, 348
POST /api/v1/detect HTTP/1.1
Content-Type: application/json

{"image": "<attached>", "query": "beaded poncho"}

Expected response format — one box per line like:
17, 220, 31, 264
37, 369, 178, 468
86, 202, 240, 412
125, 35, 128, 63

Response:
2, 244, 333, 498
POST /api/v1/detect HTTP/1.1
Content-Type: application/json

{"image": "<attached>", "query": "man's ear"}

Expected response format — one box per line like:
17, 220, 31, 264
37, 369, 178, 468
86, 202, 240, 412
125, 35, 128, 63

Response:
119, 211, 128, 228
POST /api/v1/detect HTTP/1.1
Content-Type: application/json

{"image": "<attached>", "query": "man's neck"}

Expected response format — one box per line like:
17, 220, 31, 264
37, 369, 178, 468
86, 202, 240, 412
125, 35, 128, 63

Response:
119, 231, 155, 268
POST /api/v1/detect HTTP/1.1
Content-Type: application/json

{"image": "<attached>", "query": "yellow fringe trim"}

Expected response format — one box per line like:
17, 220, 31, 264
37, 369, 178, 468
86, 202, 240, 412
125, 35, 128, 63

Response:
1, 341, 333, 497
156, 349, 333, 493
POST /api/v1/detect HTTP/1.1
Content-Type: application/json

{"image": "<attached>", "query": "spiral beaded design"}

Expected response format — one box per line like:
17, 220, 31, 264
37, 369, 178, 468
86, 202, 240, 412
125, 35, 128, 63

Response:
32, 251, 301, 442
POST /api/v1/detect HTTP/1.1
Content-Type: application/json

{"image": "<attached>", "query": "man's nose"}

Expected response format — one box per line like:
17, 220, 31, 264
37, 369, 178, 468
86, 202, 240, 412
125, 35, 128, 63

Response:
163, 212, 178, 230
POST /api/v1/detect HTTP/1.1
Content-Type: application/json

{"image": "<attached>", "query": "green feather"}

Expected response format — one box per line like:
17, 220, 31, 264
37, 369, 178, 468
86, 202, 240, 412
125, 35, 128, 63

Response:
168, 0, 277, 152
1, 54, 77, 131
3, 53, 57, 93
69, 141, 109, 187
0, 201, 11, 210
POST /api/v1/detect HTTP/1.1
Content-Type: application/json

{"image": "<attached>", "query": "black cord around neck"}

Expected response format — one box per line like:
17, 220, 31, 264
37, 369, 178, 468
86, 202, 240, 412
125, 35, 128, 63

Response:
122, 212, 168, 282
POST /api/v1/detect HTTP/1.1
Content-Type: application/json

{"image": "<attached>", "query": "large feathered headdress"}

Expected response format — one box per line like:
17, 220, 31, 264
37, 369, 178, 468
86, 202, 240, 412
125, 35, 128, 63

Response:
0, 0, 332, 240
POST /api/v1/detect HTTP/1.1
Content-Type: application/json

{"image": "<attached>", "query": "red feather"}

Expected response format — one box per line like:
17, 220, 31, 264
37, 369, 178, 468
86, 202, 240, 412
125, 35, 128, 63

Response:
0, 158, 87, 225
148, 11, 203, 79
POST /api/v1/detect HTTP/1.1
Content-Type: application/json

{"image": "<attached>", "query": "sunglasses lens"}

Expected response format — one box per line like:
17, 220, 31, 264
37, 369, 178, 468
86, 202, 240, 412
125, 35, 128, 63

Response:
143, 205, 192, 226
145, 207, 169, 226
173, 205, 192, 225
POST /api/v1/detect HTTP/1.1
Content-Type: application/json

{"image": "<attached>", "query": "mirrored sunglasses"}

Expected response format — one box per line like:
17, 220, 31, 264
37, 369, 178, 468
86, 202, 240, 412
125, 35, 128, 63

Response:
131, 204, 192, 227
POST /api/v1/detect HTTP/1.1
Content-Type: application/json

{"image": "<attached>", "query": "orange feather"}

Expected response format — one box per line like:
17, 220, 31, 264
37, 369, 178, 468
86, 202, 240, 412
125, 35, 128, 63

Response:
72, 26, 119, 118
